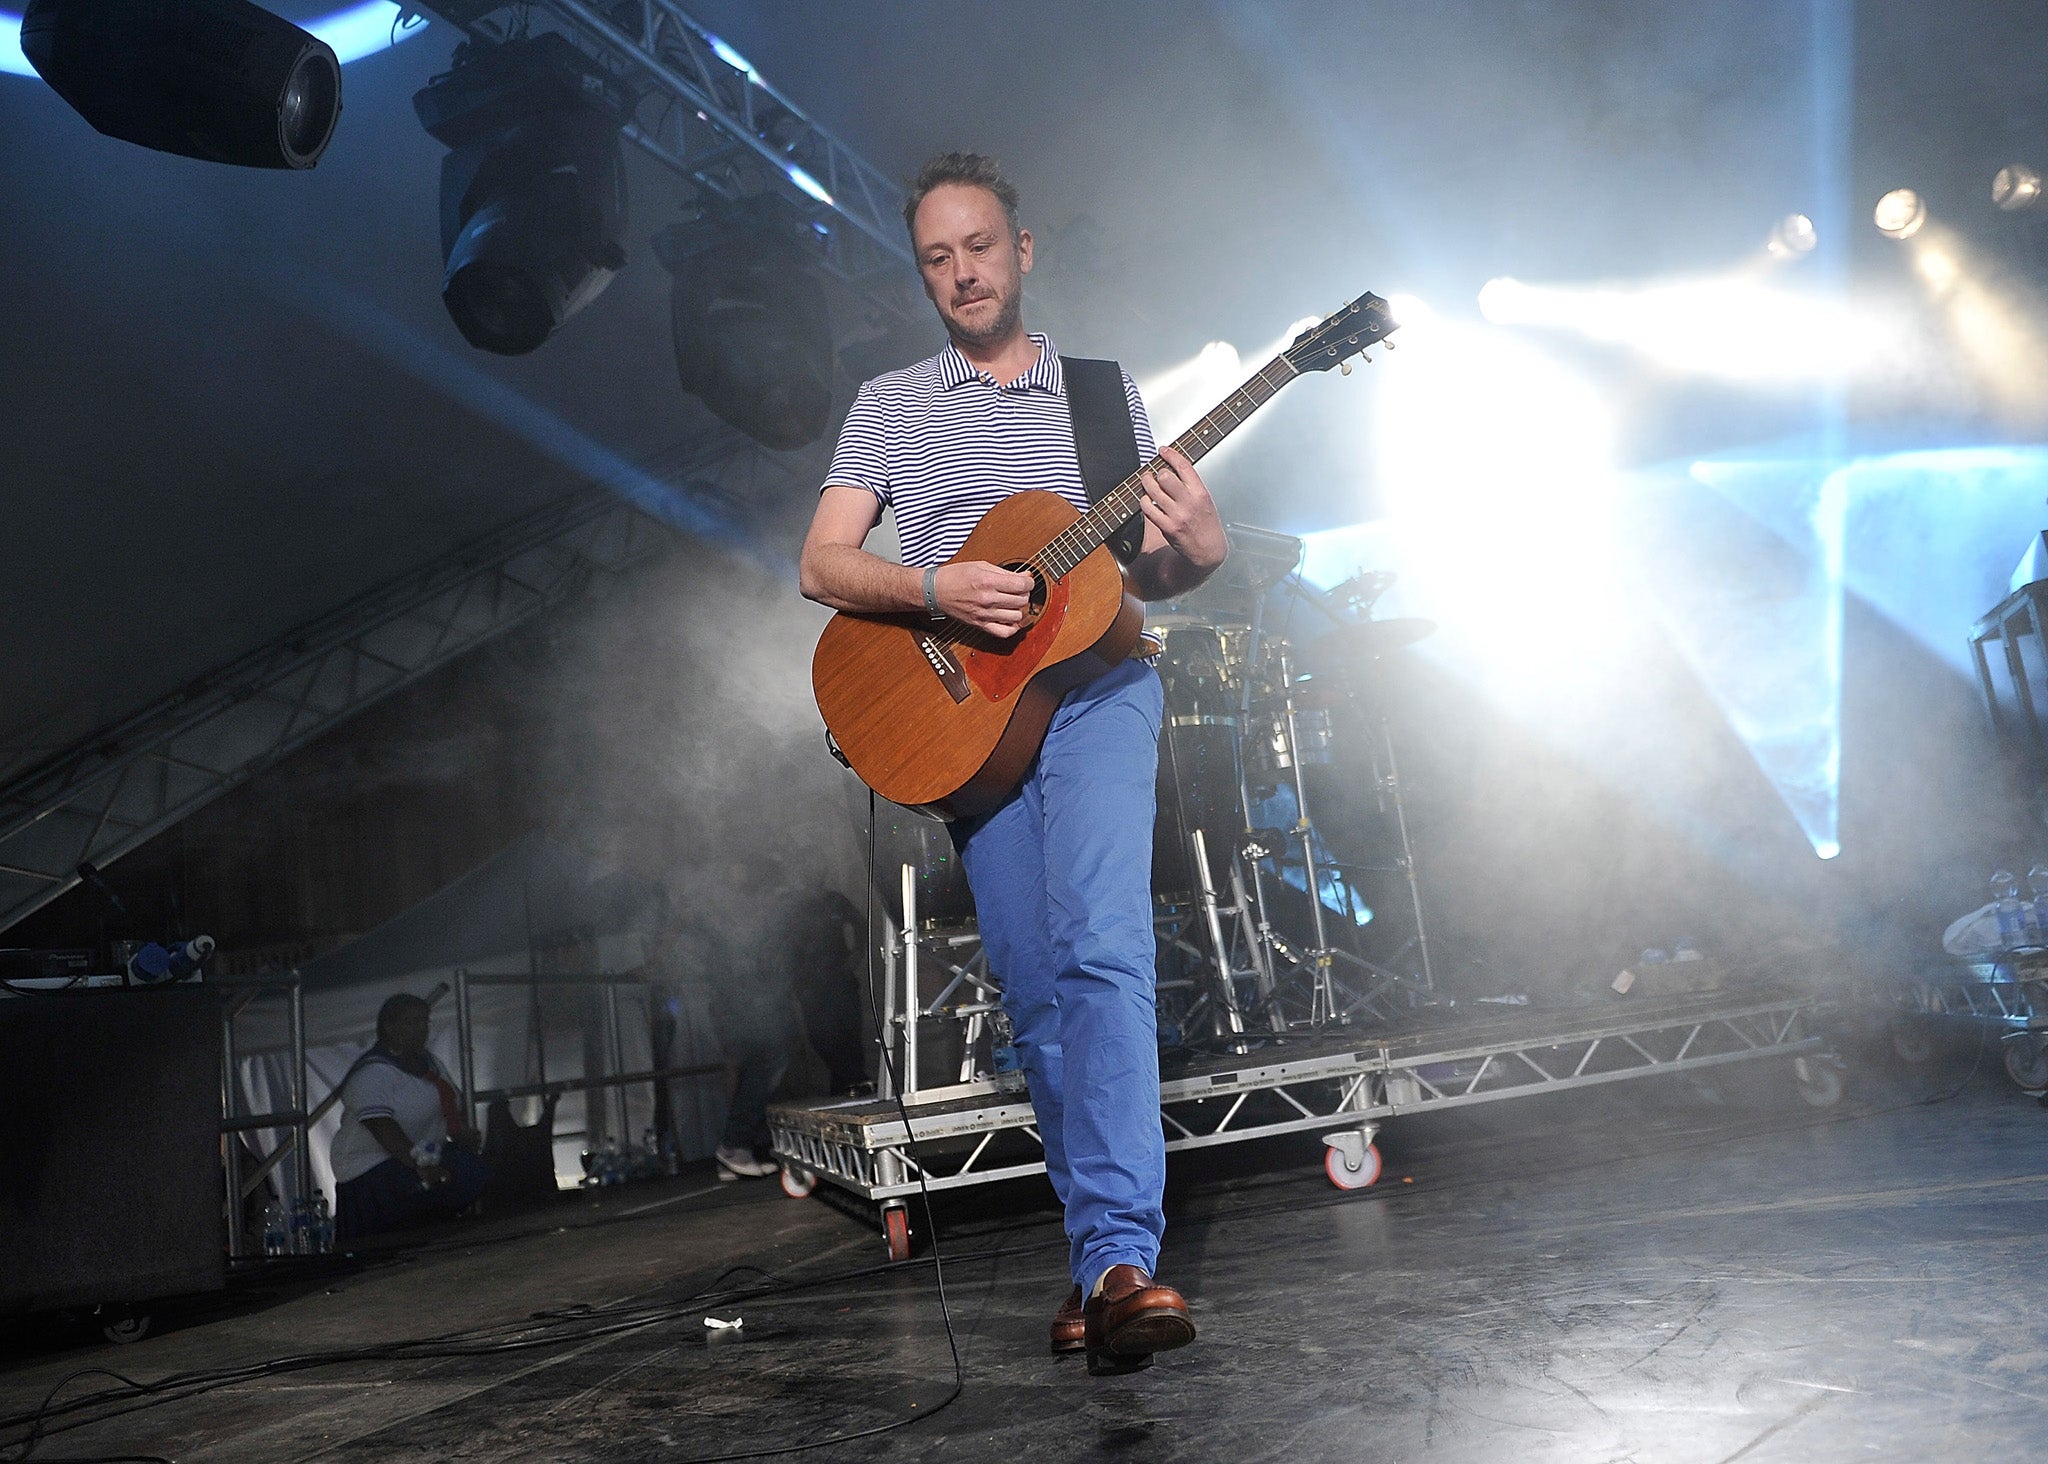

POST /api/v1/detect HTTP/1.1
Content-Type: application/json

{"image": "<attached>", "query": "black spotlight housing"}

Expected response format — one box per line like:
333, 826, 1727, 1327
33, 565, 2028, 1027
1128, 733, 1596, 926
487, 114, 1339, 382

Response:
657, 203, 835, 451
21, 0, 341, 169
414, 34, 628, 356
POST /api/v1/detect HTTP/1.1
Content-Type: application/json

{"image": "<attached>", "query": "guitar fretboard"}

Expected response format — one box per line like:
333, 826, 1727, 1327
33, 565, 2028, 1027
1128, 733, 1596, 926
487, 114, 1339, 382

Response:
1034, 354, 1302, 578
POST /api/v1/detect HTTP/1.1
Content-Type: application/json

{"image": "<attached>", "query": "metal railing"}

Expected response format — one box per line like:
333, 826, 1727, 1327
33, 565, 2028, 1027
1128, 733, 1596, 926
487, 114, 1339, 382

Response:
216, 973, 311, 1257
450, 967, 721, 1150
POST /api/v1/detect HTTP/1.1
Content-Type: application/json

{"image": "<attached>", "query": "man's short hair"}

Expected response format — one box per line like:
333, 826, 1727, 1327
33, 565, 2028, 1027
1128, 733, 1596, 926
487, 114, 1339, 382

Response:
903, 151, 1021, 243
377, 992, 430, 1041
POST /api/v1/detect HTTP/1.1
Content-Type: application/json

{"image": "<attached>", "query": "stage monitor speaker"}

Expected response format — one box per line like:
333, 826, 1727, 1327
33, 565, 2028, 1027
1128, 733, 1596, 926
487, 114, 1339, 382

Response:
0, 986, 224, 1314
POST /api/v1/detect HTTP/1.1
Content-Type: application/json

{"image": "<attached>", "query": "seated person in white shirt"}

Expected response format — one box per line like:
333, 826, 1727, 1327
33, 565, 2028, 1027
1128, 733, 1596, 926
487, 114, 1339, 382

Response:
329, 993, 490, 1243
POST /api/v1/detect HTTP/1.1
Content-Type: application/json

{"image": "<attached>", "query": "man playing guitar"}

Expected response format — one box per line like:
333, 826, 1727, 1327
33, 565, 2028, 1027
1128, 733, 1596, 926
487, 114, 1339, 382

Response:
799, 151, 1228, 1373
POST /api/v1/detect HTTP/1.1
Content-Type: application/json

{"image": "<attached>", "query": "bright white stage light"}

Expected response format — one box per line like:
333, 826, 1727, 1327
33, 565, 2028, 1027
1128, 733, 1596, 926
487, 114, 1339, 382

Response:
1475, 277, 1529, 324
1767, 213, 1818, 258
785, 164, 832, 205
1903, 225, 2048, 416
1141, 321, 1313, 462
1873, 188, 1927, 240
705, 33, 758, 79
1913, 244, 1962, 295
1372, 306, 1618, 686
1138, 340, 1243, 435
1994, 165, 2042, 212
1476, 272, 1895, 382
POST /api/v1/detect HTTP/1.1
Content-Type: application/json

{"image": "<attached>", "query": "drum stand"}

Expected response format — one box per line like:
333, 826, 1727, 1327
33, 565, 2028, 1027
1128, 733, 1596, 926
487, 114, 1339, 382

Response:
1361, 685, 1438, 996
1227, 641, 1433, 1030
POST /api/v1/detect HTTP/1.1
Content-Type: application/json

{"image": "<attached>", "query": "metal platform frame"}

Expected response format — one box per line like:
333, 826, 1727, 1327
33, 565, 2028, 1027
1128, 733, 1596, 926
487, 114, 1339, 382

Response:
217, 972, 312, 1258
771, 874, 1841, 1233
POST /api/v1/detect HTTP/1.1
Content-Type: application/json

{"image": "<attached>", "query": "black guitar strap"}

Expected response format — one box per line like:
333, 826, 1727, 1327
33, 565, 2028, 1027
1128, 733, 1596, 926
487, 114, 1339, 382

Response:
1061, 356, 1146, 566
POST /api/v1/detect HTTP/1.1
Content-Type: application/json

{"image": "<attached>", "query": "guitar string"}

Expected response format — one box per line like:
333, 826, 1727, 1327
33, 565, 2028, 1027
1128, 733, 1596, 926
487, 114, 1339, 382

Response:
924, 355, 1291, 653
1029, 299, 1386, 579
920, 351, 1303, 656
917, 296, 1385, 655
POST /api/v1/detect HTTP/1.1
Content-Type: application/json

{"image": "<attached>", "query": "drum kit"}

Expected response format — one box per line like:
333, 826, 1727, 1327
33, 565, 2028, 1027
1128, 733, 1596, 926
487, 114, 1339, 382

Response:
865, 523, 1441, 1052
1147, 526, 1438, 1042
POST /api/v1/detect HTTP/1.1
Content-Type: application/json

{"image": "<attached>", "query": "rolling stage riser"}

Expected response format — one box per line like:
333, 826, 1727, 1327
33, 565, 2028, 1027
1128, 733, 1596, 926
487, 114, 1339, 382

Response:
770, 991, 1836, 1203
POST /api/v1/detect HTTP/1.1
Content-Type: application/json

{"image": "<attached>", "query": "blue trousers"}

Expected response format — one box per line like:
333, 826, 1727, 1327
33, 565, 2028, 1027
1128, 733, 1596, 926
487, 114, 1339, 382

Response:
953, 659, 1164, 1293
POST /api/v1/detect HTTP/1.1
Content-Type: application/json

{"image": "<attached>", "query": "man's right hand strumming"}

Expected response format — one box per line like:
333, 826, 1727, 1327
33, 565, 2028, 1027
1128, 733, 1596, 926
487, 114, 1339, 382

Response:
801, 484, 1036, 638
936, 561, 1034, 638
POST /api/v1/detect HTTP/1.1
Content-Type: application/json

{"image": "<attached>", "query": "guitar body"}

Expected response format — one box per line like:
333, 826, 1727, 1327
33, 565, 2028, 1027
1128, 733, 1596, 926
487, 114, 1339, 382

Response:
813, 490, 1146, 820
811, 290, 1395, 821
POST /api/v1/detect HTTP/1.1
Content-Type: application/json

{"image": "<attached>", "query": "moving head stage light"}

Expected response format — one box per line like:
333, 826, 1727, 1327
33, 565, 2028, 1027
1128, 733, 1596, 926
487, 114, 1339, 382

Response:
21, 0, 341, 169
656, 202, 834, 451
414, 33, 629, 356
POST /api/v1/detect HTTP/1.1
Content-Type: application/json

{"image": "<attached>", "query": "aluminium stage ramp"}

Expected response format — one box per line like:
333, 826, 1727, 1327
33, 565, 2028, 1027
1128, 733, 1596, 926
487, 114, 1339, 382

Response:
770, 980, 1843, 1260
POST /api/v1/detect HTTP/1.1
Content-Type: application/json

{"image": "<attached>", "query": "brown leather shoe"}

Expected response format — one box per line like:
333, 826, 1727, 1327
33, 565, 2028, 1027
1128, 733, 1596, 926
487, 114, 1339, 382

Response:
1051, 1285, 1086, 1354
1081, 1265, 1195, 1374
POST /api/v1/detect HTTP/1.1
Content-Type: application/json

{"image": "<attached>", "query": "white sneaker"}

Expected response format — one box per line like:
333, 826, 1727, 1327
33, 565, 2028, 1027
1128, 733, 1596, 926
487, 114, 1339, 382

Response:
715, 1145, 777, 1179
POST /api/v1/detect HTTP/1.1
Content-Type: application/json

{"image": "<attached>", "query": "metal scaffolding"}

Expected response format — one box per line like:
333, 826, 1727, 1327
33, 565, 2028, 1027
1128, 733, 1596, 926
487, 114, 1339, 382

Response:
0, 488, 669, 935
772, 984, 1842, 1219
413, 0, 917, 313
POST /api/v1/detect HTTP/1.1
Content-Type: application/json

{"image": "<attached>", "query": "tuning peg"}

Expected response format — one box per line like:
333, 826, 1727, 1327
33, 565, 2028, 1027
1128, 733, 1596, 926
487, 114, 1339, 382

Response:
1340, 360, 1352, 376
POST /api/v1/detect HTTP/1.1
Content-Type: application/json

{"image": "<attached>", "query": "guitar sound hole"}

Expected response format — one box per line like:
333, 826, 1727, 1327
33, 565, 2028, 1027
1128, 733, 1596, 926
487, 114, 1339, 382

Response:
1001, 561, 1049, 630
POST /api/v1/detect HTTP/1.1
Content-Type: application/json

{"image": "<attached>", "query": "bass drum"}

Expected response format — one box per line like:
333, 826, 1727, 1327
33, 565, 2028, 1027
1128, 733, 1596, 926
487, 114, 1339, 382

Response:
1153, 722, 1245, 900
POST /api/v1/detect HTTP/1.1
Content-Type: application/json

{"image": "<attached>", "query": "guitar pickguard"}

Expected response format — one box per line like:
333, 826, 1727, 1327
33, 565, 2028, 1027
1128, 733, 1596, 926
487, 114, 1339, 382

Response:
962, 575, 1071, 703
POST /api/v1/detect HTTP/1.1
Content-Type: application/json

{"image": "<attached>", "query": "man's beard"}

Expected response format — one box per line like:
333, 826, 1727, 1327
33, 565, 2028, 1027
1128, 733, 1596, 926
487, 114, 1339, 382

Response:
947, 286, 1022, 346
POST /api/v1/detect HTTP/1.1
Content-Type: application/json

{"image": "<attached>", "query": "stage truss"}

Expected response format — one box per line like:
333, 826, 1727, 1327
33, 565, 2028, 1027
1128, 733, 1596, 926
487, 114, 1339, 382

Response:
771, 974, 1841, 1245
413, 0, 919, 316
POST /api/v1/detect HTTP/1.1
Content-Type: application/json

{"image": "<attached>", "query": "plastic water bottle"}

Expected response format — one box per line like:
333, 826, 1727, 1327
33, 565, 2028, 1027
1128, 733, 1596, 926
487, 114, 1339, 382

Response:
289, 1195, 312, 1254
988, 1008, 1026, 1095
2026, 865, 2048, 944
312, 1194, 333, 1254
1994, 870, 2025, 949
262, 1200, 288, 1256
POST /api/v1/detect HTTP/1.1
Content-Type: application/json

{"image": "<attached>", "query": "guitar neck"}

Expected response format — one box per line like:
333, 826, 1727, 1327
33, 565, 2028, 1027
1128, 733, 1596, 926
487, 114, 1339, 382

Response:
1036, 353, 1303, 578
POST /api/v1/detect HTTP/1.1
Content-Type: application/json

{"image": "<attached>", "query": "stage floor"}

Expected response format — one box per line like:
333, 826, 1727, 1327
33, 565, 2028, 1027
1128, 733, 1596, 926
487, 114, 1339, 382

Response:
6, 1038, 2046, 1462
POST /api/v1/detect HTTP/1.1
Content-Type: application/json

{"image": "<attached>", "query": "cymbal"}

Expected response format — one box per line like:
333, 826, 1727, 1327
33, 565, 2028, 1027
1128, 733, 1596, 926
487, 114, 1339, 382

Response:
1326, 568, 1396, 610
1300, 618, 1436, 668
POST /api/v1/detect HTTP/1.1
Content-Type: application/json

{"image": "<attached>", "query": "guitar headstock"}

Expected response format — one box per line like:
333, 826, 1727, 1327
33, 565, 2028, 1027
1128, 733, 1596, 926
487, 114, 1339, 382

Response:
1284, 292, 1396, 374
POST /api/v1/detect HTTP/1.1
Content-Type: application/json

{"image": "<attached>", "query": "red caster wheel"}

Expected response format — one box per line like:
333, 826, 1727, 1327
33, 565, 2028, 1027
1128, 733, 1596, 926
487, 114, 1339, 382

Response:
1325, 1141, 1382, 1191
779, 1167, 816, 1199
883, 1205, 911, 1261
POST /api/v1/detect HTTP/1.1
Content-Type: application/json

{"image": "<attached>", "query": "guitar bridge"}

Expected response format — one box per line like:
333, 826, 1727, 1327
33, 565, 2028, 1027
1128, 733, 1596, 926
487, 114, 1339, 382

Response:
916, 631, 972, 704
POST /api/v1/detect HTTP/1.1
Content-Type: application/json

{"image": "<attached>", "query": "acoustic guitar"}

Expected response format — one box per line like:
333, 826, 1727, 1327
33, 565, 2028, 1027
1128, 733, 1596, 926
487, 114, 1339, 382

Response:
813, 292, 1397, 820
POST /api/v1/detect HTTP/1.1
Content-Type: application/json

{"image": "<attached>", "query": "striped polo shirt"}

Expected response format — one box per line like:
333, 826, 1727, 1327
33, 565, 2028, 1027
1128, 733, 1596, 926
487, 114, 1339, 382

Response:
823, 333, 1156, 568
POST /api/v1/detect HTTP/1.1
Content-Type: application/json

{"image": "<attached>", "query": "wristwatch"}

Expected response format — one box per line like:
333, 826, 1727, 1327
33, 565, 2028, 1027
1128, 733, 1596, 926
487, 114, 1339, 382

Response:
922, 564, 944, 620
